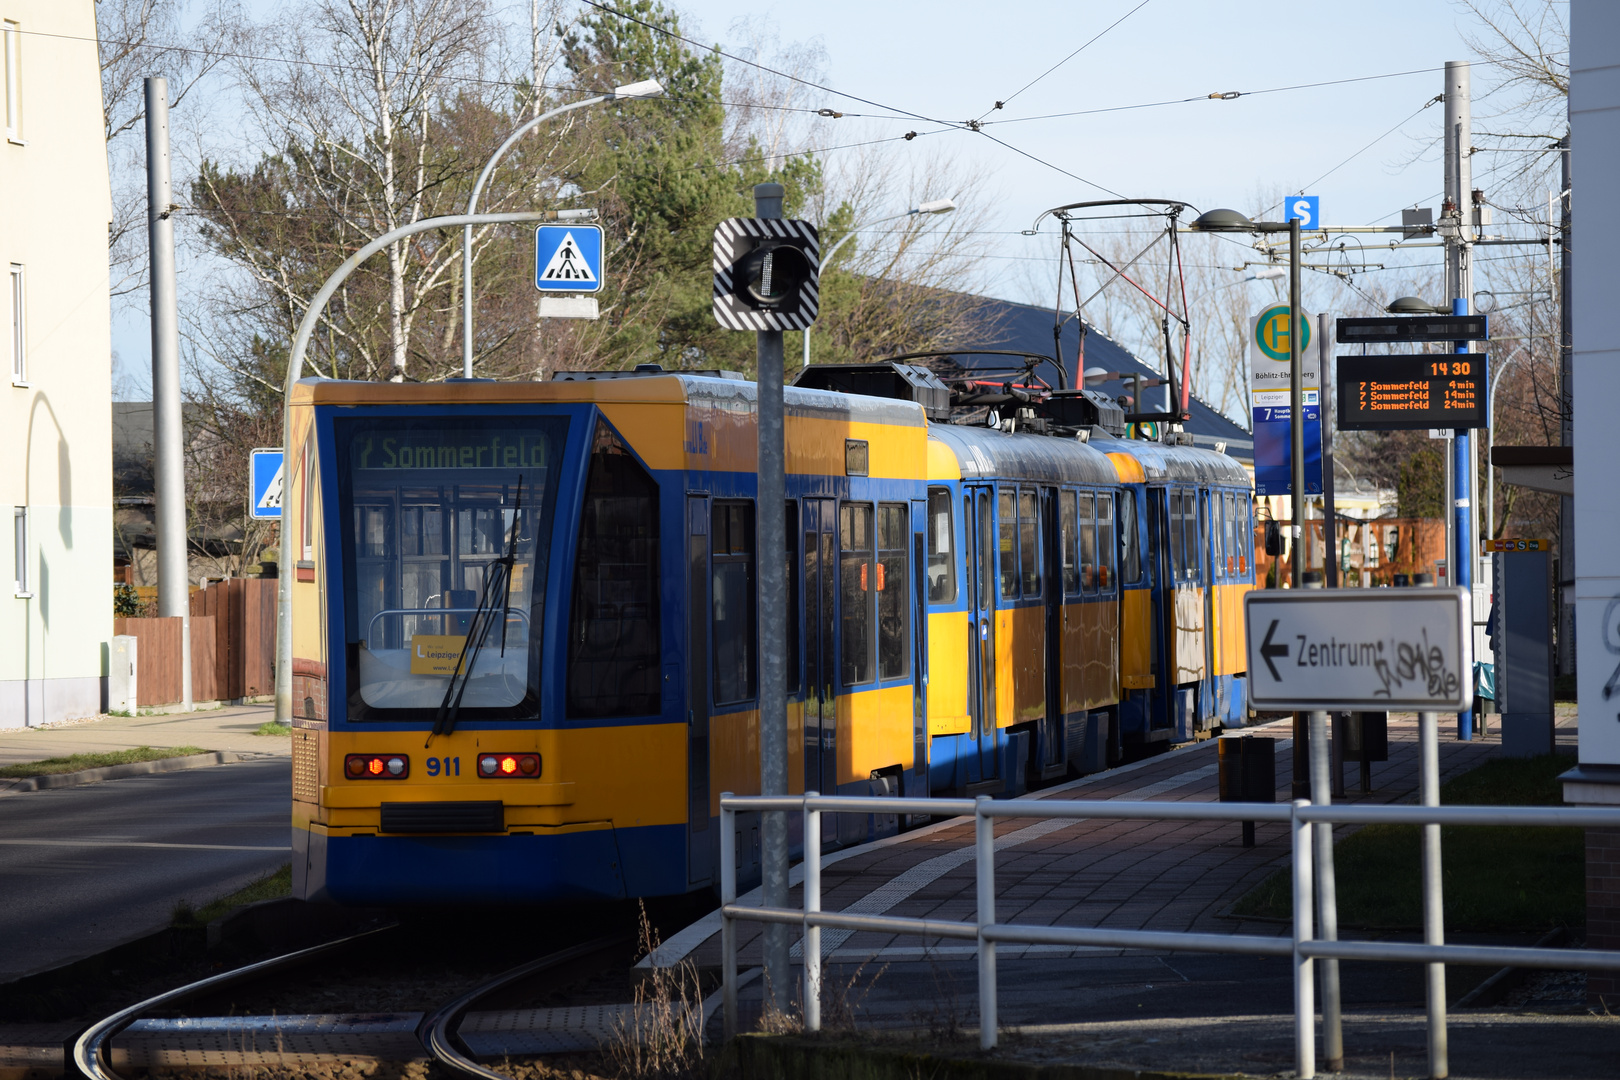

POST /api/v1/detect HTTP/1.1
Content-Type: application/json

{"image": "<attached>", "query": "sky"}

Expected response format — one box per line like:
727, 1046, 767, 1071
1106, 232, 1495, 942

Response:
110, 0, 1562, 395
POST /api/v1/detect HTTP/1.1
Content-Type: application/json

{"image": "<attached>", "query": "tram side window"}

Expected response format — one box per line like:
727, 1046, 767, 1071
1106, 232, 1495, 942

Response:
1223, 493, 1238, 574
1059, 490, 1080, 596
1019, 490, 1041, 597
1098, 493, 1116, 592
566, 424, 661, 718
711, 501, 756, 705
1079, 491, 1097, 595
1239, 494, 1255, 571
1210, 492, 1225, 580
1119, 491, 1141, 585
998, 489, 1018, 598
1169, 490, 1186, 581
785, 500, 800, 694
840, 502, 875, 686
926, 487, 956, 603
878, 503, 910, 680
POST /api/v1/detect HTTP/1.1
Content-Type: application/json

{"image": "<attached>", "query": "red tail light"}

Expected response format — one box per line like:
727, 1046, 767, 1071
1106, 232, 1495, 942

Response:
478, 753, 540, 778
345, 754, 409, 780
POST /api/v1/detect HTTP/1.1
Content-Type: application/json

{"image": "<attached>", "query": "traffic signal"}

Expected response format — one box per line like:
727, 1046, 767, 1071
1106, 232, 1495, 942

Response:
713, 218, 819, 331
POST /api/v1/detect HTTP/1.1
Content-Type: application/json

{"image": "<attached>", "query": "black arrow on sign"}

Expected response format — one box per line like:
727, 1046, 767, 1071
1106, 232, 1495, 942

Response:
1260, 619, 1288, 681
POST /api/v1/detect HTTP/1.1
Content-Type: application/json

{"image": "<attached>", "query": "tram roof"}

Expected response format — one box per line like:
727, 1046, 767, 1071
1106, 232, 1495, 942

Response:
1088, 433, 1251, 487
929, 424, 1118, 486
290, 374, 928, 428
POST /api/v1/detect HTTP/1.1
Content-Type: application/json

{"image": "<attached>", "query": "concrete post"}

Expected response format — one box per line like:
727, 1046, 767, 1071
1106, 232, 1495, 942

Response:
145, 77, 191, 711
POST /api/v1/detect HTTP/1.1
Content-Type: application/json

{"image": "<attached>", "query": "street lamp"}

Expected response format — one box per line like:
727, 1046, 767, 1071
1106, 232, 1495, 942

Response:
1192, 207, 1307, 588
801, 198, 956, 370
460, 79, 664, 379
1385, 296, 1450, 315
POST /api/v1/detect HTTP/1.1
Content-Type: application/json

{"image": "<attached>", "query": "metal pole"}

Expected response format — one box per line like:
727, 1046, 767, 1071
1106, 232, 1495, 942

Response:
1292, 798, 1316, 1080
1418, 711, 1449, 1079
1445, 60, 1475, 742
1308, 710, 1343, 1071
720, 794, 737, 1040
1289, 217, 1305, 589
975, 795, 998, 1050
803, 792, 821, 1031
753, 183, 791, 1016
146, 77, 191, 711
1556, 134, 1573, 678
1319, 312, 1339, 588
460, 95, 608, 379
273, 211, 552, 726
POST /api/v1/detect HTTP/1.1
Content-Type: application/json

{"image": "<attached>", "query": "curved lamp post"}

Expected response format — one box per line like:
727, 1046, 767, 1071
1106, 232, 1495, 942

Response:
801, 199, 956, 371
275, 210, 555, 725
460, 79, 664, 379
1191, 208, 1306, 588
1485, 343, 1526, 540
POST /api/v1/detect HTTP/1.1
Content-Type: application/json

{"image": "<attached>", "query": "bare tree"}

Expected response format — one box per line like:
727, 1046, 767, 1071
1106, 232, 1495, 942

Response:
97, 0, 234, 297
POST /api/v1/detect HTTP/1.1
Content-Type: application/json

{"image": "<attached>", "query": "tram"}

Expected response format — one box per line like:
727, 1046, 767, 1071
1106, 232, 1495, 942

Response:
285, 360, 1254, 906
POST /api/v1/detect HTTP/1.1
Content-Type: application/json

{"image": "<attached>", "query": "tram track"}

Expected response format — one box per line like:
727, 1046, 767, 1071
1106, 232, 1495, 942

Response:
66, 926, 644, 1080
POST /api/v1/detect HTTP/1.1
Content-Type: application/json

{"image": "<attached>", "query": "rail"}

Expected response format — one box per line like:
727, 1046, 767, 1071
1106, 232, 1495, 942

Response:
718, 791, 1620, 1080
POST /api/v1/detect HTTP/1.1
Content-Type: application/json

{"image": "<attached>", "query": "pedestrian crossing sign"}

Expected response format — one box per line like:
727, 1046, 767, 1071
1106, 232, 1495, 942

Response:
534, 224, 603, 293
250, 448, 283, 520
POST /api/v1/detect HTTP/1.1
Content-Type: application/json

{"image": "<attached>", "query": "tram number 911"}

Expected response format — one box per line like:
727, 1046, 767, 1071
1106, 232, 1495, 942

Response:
425, 756, 461, 777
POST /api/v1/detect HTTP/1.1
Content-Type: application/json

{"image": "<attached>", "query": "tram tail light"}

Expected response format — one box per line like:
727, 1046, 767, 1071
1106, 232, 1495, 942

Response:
478, 753, 540, 778
345, 754, 409, 779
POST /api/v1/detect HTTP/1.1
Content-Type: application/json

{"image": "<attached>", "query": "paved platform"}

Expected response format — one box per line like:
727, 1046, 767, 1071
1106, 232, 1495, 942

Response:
0, 702, 287, 767
669, 707, 1585, 1072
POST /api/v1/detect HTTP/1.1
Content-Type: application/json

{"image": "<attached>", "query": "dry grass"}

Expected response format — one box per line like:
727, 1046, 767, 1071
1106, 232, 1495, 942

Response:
604, 904, 706, 1079
0, 745, 209, 778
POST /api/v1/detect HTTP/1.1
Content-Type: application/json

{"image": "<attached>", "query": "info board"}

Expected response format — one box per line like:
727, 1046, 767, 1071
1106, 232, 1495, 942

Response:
1336, 354, 1487, 431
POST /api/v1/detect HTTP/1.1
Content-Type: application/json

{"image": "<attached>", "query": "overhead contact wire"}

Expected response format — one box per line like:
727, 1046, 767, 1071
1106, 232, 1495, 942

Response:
976, 0, 1154, 121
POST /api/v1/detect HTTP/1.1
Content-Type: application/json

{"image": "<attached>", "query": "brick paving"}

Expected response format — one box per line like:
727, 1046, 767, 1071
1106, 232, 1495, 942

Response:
688, 707, 1577, 974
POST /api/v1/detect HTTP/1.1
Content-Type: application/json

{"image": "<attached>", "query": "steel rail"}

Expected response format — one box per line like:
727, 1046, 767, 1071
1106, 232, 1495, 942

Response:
71, 923, 397, 1080
419, 935, 625, 1080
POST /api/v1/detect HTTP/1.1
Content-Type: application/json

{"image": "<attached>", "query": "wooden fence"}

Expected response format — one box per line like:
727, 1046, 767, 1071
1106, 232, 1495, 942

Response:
111, 578, 276, 707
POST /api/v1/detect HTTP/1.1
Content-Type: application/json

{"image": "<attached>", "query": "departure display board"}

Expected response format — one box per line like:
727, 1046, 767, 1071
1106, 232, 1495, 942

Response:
1337, 314, 1488, 344
1337, 354, 1487, 431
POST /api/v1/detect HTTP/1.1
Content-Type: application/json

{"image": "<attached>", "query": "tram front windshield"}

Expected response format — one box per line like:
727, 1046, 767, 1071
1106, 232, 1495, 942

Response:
337, 417, 568, 721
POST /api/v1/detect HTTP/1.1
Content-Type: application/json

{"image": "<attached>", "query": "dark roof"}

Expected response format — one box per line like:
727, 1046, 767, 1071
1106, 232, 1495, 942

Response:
946, 296, 1254, 462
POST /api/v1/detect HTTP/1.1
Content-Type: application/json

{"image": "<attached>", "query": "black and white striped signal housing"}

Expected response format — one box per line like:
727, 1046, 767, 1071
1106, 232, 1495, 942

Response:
712, 217, 820, 331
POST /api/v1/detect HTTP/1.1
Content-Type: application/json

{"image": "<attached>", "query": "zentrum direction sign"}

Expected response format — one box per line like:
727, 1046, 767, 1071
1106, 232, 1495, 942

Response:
1244, 588, 1472, 711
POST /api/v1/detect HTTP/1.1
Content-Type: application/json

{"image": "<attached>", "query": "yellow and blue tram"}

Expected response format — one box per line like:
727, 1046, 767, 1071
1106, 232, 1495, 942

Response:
285, 361, 1255, 905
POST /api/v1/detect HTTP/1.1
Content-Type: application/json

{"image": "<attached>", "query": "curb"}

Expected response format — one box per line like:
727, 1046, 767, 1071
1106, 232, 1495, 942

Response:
0, 750, 270, 796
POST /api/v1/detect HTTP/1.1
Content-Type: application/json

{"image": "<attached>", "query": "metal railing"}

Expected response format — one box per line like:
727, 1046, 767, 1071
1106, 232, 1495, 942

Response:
719, 791, 1620, 1080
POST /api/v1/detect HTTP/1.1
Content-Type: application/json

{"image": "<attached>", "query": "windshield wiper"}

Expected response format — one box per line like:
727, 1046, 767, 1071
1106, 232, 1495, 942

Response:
427, 477, 523, 746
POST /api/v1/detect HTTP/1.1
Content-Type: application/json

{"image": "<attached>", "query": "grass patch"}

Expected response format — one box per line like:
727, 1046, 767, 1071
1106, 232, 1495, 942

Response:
173, 863, 293, 927
1232, 754, 1583, 932
253, 721, 292, 736
0, 745, 211, 779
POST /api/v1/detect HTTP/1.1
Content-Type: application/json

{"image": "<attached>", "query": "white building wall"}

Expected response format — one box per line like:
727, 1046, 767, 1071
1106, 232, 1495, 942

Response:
1572, 2, 1620, 764
0, 2, 114, 726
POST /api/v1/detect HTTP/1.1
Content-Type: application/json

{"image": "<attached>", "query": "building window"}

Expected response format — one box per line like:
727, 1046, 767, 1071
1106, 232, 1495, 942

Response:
9, 264, 22, 385
3, 21, 19, 143
710, 500, 756, 706
13, 506, 27, 596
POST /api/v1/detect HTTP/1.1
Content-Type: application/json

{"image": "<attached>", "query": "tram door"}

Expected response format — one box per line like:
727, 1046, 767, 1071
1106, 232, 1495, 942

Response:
1146, 487, 1172, 733
963, 485, 1001, 788
1039, 487, 1064, 777
686, 496, 713, 885
802, 498, 838, 841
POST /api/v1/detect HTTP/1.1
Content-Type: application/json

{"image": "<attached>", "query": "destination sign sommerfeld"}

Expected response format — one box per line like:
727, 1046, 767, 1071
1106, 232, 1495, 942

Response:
1244, 588, 1472, 711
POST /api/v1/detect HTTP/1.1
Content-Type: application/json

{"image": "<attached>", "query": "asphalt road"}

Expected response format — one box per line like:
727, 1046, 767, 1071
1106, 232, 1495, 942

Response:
0, 758, 290, 982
